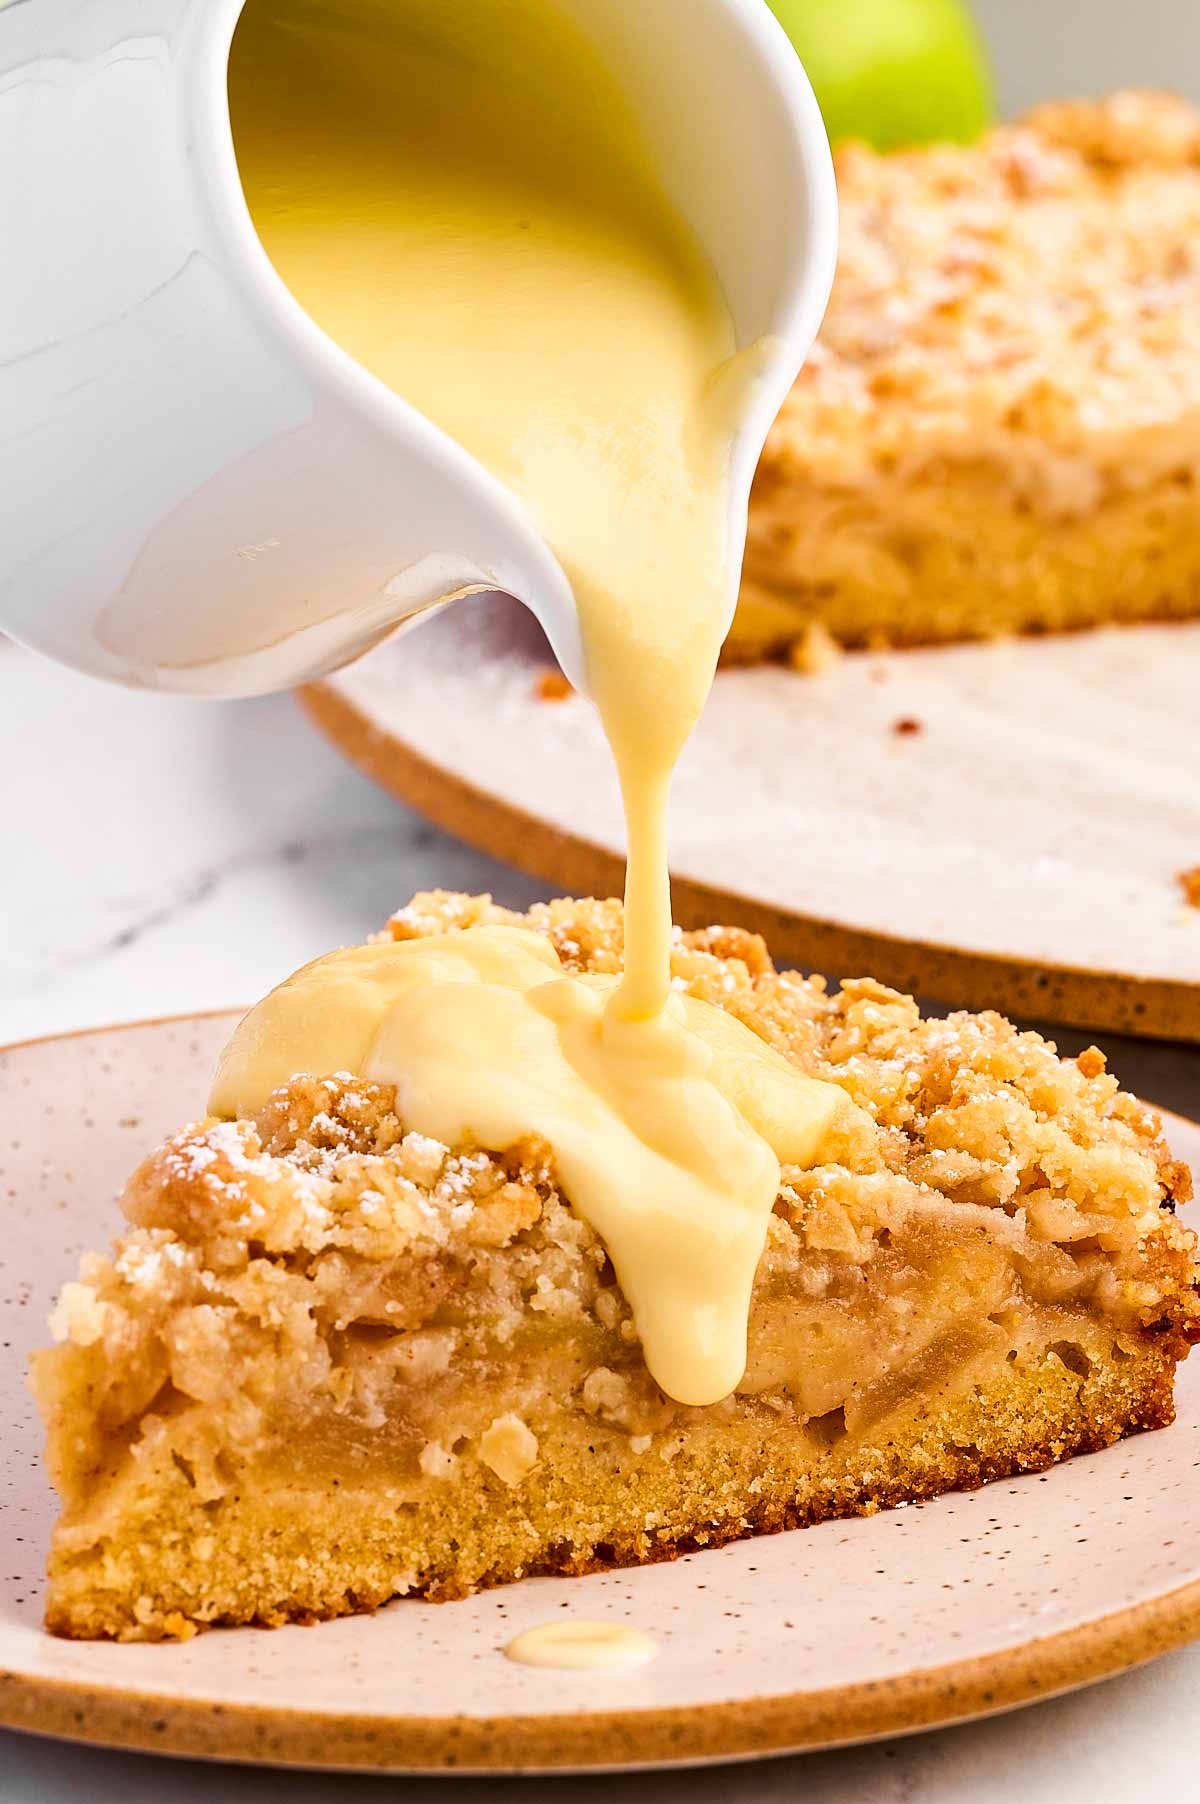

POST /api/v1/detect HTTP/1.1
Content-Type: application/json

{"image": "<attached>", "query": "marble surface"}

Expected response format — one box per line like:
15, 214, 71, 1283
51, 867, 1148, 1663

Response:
2, 641, 1199, 1799
0, 648, 550, 1048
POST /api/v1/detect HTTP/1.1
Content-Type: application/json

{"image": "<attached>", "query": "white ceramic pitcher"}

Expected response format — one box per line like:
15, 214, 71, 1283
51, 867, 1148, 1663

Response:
0, 0, 836, 698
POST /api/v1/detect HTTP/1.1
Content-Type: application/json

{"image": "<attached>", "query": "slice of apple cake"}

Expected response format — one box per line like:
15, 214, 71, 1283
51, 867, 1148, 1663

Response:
33, 892, 1198, 1640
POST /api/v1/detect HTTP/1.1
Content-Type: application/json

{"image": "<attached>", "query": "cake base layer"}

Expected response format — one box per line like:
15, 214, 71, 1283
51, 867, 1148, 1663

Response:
46, 1340, 1174, 1641
732, 471, 1200, 659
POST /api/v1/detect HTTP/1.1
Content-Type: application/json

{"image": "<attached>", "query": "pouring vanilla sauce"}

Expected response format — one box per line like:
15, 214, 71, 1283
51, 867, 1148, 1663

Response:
216, 0, 842, 1408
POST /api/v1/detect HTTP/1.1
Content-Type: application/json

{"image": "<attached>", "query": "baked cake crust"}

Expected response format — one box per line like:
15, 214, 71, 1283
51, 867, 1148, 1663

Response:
33, 893, 1199, 1640
735, 91, 1200, 659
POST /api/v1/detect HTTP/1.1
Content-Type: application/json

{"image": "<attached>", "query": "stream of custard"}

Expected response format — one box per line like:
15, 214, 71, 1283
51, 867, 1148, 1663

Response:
217, 0, 840, 1407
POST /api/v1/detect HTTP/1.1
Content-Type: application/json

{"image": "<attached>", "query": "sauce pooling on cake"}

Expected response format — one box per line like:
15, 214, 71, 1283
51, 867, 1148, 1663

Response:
211, 930, 840, 1406
218, 0, 842, 1404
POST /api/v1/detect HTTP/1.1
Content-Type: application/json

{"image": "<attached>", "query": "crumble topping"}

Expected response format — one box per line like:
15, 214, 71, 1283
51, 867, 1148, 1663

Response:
758, 91, 1200, 513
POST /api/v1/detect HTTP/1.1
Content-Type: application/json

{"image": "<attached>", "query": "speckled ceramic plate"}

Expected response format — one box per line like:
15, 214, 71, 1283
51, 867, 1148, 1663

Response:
302, 597, 1200, 1042
2, 1015, 1200, 1774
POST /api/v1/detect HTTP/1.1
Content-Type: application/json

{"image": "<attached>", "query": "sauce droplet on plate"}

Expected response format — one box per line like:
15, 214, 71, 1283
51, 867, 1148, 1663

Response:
504, 1620, 657, 1671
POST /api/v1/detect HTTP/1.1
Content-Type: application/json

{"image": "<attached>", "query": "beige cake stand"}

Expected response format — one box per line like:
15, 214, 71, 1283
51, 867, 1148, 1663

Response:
302, 598, 1200, 1043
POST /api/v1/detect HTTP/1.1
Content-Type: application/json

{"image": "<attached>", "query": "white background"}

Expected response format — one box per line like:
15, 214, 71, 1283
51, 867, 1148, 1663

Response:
974, 0, 1200, 111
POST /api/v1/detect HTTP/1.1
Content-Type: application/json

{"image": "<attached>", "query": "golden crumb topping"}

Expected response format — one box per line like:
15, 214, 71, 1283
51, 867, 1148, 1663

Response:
124, 889, 1195, 1302
756, 91, 1200, 518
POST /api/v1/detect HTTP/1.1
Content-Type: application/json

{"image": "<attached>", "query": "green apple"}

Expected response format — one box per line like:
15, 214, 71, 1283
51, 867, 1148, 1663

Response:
766, 0, 994, 150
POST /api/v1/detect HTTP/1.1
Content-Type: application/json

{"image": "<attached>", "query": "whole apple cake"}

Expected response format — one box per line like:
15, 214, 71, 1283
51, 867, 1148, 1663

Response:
734, 91, 1200, 659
